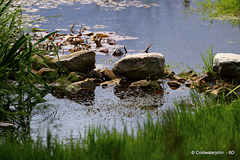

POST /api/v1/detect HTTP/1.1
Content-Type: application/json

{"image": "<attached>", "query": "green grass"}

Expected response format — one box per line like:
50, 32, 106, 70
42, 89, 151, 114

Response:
0, 0, 23, 43
1, 90, 240, 160
199, 45, 216, 76
196, 0, 240, 24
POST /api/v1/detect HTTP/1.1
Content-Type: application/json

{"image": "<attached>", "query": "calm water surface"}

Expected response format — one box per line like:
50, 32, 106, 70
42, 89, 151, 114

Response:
23, 0, 240, 139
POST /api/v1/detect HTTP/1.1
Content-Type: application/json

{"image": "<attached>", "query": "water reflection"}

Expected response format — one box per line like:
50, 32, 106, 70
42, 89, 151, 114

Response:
50, 84, 164, 107
51, 86, 164, 107
114, 86, 164, 107
51, 88, 95, 106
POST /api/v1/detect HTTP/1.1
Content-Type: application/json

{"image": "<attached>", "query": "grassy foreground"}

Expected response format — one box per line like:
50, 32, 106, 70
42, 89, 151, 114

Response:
1, 91, 239, 160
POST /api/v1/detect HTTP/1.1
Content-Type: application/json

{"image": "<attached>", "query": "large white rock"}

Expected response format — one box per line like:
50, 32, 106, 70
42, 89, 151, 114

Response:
112, 53, 165, 80
213, 53, 240, 77
53, 50, 95, 73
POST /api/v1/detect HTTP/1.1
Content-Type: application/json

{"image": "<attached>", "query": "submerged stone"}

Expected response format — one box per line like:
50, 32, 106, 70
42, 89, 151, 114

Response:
67, 72, 85, 82
129, 79, 163, 91
50, 77, 72, 88
66, 78, 96, 93
129, 80, 150, 88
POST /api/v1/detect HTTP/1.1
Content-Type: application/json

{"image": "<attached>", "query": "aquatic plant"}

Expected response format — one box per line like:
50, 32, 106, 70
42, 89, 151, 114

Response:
196, 0, 240, 25
199, 45, 216, 76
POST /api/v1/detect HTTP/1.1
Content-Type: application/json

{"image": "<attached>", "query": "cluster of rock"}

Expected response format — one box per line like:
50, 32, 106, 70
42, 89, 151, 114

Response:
32, 50, 240, 97
32, 51, 166, 94
165, 53, 240, 97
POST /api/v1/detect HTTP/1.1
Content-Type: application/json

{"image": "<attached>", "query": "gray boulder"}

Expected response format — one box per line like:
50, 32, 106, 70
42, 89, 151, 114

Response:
213, 53, 240, 78
112, 53, 165, 80
53, 50, 95, 73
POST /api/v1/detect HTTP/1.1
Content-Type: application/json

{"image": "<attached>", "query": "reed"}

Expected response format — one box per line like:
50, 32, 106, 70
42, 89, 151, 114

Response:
196, 0, 240, 24
200, 45, 216, 76
0, 0, 57, 127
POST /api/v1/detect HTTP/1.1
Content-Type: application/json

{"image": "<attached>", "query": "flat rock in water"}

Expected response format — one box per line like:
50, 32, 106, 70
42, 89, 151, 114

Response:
101, 78, 121, 88
66, 78, 96, 93
112, 53, 165, 80
129, 80, 151, 88
67, 72, 85, 82
53, 50, 95, 73
102, 68, 116, 80
213, 53, 240, 78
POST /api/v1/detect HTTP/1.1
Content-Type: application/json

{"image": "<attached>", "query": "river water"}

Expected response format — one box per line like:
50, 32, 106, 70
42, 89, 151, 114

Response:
21, 0, 240, 140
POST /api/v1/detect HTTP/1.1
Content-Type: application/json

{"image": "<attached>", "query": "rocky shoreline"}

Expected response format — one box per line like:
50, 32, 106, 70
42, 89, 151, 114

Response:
32, 50, 240, 99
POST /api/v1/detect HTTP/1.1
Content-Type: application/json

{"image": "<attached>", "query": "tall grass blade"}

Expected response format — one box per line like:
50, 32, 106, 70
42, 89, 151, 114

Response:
200, 45, 215, 75
0, 0, 11, 17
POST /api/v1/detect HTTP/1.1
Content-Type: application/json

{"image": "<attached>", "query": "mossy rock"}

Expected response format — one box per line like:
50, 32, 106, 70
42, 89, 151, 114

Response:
37, 67, 59, 83
32, 55, 55, 71
67, 72, 85, 82
50, 77, 72, 89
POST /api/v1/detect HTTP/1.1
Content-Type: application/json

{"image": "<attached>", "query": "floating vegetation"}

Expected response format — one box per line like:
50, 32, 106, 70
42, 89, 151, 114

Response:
17, 0, 159, 12
30, 23, 137, 56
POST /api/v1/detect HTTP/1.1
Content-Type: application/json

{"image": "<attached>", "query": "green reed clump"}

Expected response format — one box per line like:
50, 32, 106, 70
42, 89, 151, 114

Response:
200, 45, 216, 76
0, 0, 57, 129
196, 0, 240, 24
0, 0, 23, 43
1, 90, 239, 160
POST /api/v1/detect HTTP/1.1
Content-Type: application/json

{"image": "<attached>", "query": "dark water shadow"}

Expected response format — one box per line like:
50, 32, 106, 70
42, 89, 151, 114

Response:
51, 88, 95, 106
113, 85, 165, 107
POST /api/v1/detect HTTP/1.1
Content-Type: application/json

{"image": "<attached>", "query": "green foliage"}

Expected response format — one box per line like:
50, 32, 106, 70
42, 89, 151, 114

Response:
0, 0, 58, 125
0, 32, 56, 122
196, 0, 240, 25
1, 90, 240, 160
199, 45, 216, 75
0, 0, 23, 43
